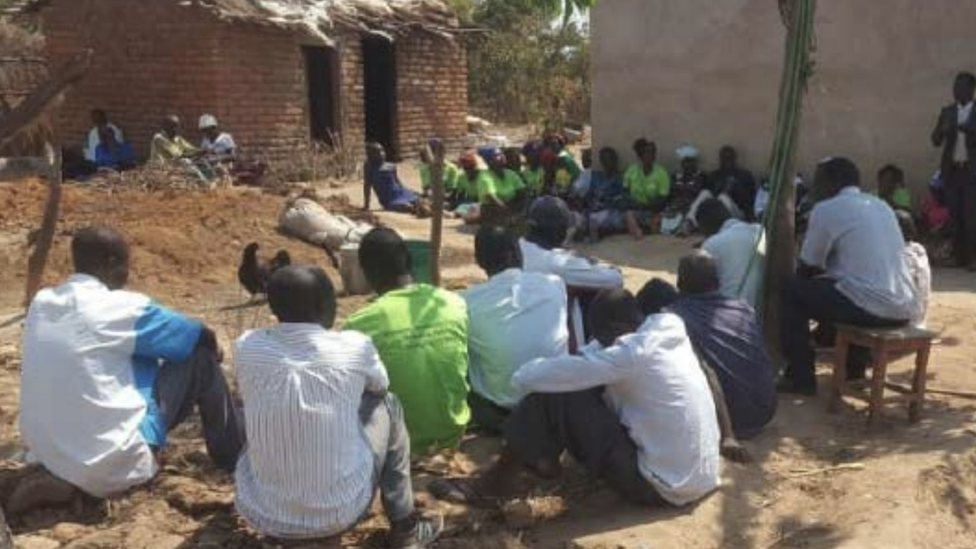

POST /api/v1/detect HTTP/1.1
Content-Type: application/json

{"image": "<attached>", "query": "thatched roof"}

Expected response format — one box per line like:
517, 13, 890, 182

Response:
10, 0, 462, 43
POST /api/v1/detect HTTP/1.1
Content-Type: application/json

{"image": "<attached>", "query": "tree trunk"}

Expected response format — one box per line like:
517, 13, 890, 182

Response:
24, 145, 63, 308
762, 0, 818, 359
429, 157, 445, 287
0, 51, 92, 150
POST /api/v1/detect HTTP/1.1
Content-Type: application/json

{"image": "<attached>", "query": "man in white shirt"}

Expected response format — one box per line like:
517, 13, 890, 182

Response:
199, 114, 237, 162
778, 158, 917, 395
431, 289, 720, 507
234, 266, 442, 547
20, 226, 243, 498
464, 226, 569, 432
519, 196, 624, 349
698, 198, 765, 309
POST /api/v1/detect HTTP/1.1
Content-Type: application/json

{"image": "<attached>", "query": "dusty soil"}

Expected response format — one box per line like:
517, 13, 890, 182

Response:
1, 170, 976, 549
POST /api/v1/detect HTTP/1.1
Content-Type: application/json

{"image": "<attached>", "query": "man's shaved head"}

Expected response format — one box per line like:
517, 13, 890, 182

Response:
677, 252, 721, 295
358, 228, 412, 295
267, 265, 337, 326
588, 288, 643, 348
71, 226, 130, 289
637, 278, 679, 316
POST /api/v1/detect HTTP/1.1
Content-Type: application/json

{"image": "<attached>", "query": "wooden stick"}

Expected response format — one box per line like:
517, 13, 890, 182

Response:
926, 387, 976, 400
787, 463, 864, 478
428, 145, 445, 287
0, 50, 92, 151
23, 146, 63, 308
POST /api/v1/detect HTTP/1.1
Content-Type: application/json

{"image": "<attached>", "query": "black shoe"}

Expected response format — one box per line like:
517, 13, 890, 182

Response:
776, 378, 817, 396
388, 514, 444, 549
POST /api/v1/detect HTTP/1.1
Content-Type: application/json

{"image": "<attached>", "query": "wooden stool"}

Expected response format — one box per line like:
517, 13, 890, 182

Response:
829, 324, 937, 423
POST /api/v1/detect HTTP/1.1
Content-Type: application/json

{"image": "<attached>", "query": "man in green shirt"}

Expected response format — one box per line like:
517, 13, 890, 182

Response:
623, 139, 672, 238
346, 228, 471, 454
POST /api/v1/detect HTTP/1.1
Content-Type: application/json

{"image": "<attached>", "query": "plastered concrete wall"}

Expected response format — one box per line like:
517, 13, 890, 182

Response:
593, 0, 974, 191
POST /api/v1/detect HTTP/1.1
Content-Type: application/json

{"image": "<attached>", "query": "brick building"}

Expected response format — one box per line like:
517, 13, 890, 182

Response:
18, 0, 468, 160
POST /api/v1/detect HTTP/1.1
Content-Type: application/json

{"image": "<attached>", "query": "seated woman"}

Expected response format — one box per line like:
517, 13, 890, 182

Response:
93, 126, 136, 172
363, 142, 421, 214
623, 138, 671, 239
664, 144, 706, 235
419, 139, 462, 204
877, 164, 913, 213
584, 147, 627, 241
521, 141, 546, 197
482, 148, 528, 224
456, 152, 492, 223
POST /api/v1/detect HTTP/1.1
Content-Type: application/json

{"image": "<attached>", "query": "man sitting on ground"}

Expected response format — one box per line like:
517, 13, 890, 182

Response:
84, 108, 123, 165
623, 138, 672, 238
93, 126, 136, 172
199, 114, 236, 163
464, 226, 569, 433
698, 198, 766, 309
363, 142, 421, 214
20, 226, 243, 498
234, 266, 442, 547
150, 115, 199, 163
778, 157, 917, 395
346, 228, 470, 453
638, 254, 777, 440
431, 289, 720, 507
520, 196, 624, 347
708, 146, 757, 221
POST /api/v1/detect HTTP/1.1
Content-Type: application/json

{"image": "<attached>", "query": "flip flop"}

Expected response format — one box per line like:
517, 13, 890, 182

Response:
428, 478, 500, 507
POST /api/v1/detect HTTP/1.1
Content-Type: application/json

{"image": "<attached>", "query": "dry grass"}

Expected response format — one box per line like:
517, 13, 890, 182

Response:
263, 132, 361, 187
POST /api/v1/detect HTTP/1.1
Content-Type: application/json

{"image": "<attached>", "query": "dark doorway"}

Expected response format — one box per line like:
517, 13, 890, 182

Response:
303, 45, 339, 143
362, 37, 397, 158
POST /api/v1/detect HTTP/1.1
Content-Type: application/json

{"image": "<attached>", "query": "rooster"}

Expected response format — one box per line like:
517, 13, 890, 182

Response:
238, 242, 291, 298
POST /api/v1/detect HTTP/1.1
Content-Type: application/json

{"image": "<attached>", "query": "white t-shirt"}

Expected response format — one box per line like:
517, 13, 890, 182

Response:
512, 313, 721, 506
463, 269, 569, 408
202, 132, 236, 156
702, 219, 766, 309
903, 242, 931, 327
20, 275, 202, 497
800, 187, 917, 320
234, 324, 388, 539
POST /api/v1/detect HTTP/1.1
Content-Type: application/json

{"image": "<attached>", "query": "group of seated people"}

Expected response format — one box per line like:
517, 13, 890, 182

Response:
64, 108, 243, 183
18, 152, 929, 546
402, 135, 764, 242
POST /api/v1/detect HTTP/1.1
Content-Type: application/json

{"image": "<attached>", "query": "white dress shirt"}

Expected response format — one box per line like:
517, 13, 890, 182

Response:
234, 324, 388, 539
701, 219, 766, 309
800, 187, 917, 320
463, 269, 569, 408
519, 238, 624, 342
512, 313, 721, 506
955, 102, 973, 163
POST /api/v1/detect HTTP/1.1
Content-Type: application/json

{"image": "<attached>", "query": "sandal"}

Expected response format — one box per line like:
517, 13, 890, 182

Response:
428, 478, 499, 507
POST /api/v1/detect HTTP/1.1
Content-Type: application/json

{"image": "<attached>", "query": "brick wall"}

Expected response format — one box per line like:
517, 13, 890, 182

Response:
42, 0, 223, 158
395, 34, 467, 158
40, 0, 467, 163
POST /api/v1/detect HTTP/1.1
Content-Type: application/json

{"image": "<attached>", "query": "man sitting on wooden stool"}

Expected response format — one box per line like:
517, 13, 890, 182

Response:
777, 157, 917, 396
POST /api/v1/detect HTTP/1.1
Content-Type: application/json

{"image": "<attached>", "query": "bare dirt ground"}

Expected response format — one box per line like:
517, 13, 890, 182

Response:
1, 170, 975, 549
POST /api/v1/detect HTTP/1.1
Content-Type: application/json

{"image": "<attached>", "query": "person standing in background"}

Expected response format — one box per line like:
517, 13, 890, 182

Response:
932, 72, 976, 270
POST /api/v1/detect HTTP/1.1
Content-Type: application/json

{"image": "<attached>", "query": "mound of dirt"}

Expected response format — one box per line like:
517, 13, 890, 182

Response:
0, 180, 366, 310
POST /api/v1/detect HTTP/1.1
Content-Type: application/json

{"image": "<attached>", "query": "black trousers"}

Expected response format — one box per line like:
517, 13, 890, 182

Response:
153, 345, 246, 471
945, 164, 976, 266
503, 390, 665, 506
780, 276, 907, 390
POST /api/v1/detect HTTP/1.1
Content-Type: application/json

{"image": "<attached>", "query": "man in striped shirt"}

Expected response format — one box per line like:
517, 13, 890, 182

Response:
234, 266, 442, 547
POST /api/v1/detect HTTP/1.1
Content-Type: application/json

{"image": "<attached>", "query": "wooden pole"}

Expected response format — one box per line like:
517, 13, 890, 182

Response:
429, 148, 445, 287
24, 145, 62, 308
762, 0, 817, 358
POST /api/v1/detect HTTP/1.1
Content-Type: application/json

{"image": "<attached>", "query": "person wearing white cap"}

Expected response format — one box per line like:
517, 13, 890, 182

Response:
664, 145, 707, 235
199, 114, 237, 162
